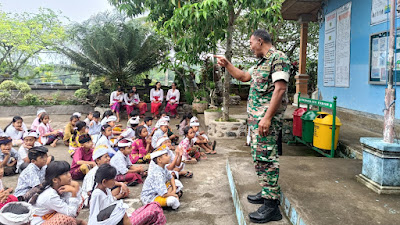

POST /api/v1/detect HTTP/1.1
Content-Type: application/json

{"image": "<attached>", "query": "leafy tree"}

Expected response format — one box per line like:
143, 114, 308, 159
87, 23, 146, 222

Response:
110, 0, 284, 120
58, 12, 169, 89
0, 8, 66, 79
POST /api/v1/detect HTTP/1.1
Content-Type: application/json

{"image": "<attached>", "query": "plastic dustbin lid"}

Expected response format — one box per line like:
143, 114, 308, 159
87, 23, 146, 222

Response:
313, 112, 342, 126
300, 110, 319, 121
293, 108, 308, 116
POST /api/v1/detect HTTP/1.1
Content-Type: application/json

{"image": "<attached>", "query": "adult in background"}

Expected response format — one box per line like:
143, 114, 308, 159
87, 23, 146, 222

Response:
165, 82, 180, 119
215, 29, 290, 223
124, 87, 148, 119
109, 88, 124, 122
150, 82, 164, 119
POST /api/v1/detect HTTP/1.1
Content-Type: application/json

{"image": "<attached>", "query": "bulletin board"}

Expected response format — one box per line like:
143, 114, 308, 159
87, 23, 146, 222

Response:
369, 30, 400, 84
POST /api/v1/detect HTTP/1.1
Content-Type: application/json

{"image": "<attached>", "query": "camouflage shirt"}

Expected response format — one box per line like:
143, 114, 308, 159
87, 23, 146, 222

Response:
247, 47, 290, 126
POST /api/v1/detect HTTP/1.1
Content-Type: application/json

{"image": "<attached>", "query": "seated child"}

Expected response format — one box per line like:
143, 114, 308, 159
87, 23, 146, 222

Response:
31, 108, 46, 131
89, 164, 166, 225
154, 137, 192, 179
73, 112, 82, 120
4, 116, 27, 146
161, 115, 179, 145
140, 147, 182, 210
84, 112, 93, 126
178, 113, 192, 136
178, 126, 201, 164
82, 146, 129, 207
0, 202, 34, 224
94, 125, 116, 157
29, 161, 86, 225
0, 166, 18, 209
126, 110, 139, 127
130, 126, 151, 164
17, 131, 43, 173
63, 115, 79, 146
190, 116, 216, 154
103, 115, 122, 136
143, 116, 154, 137
0, 135, 19, 176
100, 110, 113, 126
110, 139, 144, 186
151, 119, 169, 149
88, 111, 102, 136
70, 134, 96, 180
69, 121, 88, 156
120, 116, 139, 140
38, 113, 64, 147
14, 146, 49, 198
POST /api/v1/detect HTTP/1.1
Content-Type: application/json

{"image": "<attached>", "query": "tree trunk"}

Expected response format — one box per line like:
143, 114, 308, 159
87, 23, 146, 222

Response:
222, 6, 235, 121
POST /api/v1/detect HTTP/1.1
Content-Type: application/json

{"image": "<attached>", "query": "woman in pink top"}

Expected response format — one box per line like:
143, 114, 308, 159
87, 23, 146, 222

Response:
129, 126, 151, 164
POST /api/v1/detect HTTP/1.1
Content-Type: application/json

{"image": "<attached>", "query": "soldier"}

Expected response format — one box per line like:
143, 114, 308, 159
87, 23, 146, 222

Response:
215, 29, 290, 223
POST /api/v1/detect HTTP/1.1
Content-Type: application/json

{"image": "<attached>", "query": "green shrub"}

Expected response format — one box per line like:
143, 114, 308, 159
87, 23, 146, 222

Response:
0, 92, 12, 105
184, 92, 194, 104
89, 77, 105, 95
0, 80, 17, 91
23, 93, 40, 105
16, 82, 31, 93
74, 89, 89, 99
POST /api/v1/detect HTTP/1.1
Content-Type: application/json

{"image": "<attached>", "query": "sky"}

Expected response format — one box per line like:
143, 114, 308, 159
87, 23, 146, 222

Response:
0, 0, 115, 23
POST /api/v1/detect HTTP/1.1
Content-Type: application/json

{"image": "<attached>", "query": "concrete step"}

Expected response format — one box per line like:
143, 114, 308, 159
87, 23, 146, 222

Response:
228, 155, 400, 225
227, 157, 291, 225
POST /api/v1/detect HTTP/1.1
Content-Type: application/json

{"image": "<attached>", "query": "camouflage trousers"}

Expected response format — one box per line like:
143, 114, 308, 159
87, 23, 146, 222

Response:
249, 118, 281, 200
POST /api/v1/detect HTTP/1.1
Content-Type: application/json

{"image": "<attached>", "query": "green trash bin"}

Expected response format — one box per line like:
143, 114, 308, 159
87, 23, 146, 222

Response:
301, 110, 319, 143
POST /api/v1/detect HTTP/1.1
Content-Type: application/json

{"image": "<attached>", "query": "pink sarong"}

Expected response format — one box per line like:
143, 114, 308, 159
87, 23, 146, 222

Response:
130, 202, 166, 225
111, 101, 121, 112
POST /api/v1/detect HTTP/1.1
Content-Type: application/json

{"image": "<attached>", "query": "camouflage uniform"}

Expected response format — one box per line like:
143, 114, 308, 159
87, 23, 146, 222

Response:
247, 47, 290, 200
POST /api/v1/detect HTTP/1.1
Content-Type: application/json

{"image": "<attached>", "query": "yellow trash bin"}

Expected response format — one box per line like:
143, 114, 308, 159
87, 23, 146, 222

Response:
313, 112, 342, 150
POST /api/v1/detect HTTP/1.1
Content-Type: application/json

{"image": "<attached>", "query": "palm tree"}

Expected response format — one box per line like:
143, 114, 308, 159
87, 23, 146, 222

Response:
58, 12, 169, 88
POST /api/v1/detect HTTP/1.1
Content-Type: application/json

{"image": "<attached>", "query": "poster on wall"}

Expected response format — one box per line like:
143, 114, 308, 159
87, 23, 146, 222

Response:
371, 0, 400, 25
335, 2, 352, 87
323, 10, 337, 86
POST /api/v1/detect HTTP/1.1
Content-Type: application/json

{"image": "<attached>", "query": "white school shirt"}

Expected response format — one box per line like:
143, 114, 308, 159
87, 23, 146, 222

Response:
5, 123, 27, 140
120, 127, 135, 140
151, 129, 167, 149
16, 142, 41, 172
150, 88, 164, 102
166, 89, 180, 104
84, 118, 91, 127
144, 124, 152, 137
123, 93, 140, 105
94, 135, 116, 155
32, 187, 82, 225
89, 120, 102, 136
88, 188, 117, 224
110, 151, 132, 175
81, 166, 98, 207
110, 91, 124, 105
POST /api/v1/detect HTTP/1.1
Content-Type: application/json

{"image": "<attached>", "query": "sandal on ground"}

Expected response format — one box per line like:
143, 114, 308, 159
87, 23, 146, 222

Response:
212, 140, 217, 151
183, 171, 193, 178
184, 159, 197, 164
177, 190, 183, 198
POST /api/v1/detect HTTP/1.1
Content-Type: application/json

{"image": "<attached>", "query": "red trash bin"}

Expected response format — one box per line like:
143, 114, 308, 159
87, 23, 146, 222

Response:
293, 108, 308, 137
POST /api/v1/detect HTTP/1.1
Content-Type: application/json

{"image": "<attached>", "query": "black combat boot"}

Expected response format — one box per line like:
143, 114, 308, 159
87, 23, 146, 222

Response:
247, 191, 264, 204
248, 199, 282, 223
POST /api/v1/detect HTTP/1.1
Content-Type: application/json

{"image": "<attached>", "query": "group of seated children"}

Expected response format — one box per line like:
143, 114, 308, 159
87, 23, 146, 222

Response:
0, 107, 217, 224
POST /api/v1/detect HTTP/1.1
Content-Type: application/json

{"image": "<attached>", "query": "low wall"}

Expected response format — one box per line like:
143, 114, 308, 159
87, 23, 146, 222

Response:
0, 105, 94, 117
208, 119, 247, 139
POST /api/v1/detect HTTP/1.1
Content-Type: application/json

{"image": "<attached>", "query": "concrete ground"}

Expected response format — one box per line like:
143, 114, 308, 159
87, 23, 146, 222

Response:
0, 113, 240, 224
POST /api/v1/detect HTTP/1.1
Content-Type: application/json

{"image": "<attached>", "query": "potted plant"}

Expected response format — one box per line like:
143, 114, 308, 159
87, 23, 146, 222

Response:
191, 89, 208, 113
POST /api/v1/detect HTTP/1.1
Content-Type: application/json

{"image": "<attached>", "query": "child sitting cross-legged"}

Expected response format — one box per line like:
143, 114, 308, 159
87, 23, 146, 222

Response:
63, 115, 79, 146
88, 164, 166, 225
29, 161, 86, 225
0, 135, 19, 176
151, 119, 169, 150
94, 125, 116, 157
141, 146, 182, 210
69, 121, 88, 156
70, 134, 96, 180
110, 139, 144, 186
178, 126, 203, 164
120, 116, 140, 141
14, 146, 49, 199
158, 115, 179, 145
190, 116, 216, 154
88, 111, 102, 136
17, 131, 44, 173
153, 137, 193, 179
143, 116, 154, 137
130, 125, 151, 164
4, 116, 27, 147
38, 113, 64, 147
82, 145, 129, 207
